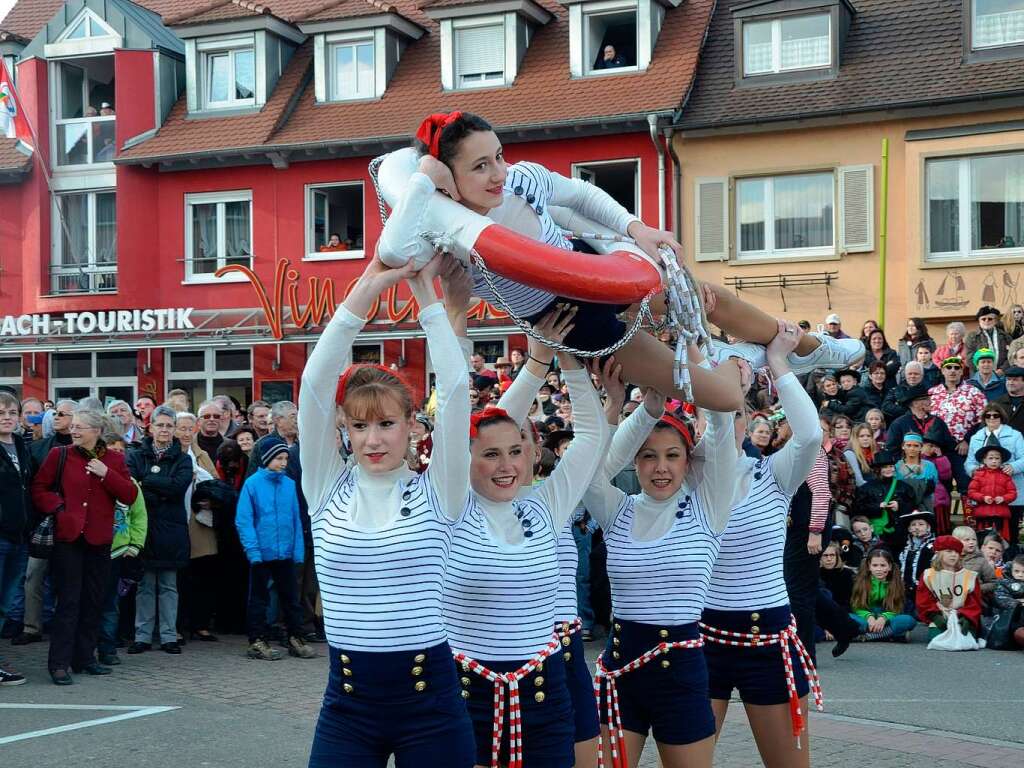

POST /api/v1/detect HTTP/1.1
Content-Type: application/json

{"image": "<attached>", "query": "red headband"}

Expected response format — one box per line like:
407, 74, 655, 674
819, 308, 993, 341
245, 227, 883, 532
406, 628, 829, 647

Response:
658, 413, 694, 450
336, 364, 402, 405
415, 111, 463, 159
470, 406, 511, 439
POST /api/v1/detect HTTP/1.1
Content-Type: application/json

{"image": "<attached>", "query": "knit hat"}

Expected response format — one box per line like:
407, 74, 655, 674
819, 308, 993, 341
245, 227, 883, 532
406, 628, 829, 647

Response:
933, 535, 964, 554
260, 436, 290, 467
972, 347, 996, 367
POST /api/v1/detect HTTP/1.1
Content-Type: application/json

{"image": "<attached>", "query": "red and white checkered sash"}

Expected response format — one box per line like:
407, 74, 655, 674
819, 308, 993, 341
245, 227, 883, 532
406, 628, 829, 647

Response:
452, 634, 561, 768
698, 616, 824, 746
592, 636, 704, 768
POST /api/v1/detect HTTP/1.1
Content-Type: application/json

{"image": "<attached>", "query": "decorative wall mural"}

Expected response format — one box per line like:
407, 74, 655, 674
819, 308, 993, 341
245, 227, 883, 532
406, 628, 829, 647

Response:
914, 268, 1023, 317
1003, 270, 1020, 306
934, 270, 969, 311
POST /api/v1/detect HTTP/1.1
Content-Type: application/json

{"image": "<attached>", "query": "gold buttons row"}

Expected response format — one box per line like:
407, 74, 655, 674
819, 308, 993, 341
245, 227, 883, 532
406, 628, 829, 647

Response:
337, 651, 432, 695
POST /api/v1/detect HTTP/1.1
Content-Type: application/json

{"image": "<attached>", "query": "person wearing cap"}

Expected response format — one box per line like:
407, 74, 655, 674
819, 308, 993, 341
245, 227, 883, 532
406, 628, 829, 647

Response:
824, 313, 849, 339
966, 441, 1018, 540
824, 368, 867, 420
928, 355, 987, 492
235, 437, 314, 662
852, 450, 919, 546
966, 305, 1011, 373
967, 347, 1007, 401
916, 535, 983, 642
885, 382, 957, 459
965, 402, 1024, 532
896, 508, 935, 617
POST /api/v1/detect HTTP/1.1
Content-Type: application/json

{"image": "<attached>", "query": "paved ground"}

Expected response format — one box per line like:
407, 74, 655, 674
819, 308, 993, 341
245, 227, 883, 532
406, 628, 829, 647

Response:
2, 625, 1023, 766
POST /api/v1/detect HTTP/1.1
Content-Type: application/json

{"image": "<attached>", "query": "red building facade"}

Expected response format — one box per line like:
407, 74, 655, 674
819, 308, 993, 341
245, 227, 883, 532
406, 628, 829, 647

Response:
0, 0, 712, 409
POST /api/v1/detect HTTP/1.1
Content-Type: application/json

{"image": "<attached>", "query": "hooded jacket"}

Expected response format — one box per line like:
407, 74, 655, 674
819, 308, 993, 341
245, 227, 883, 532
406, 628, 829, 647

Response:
235, 468, 304, 564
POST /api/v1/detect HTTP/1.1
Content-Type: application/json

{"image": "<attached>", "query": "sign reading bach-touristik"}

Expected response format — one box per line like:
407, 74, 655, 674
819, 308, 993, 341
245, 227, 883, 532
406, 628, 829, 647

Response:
0, 309, 196, 336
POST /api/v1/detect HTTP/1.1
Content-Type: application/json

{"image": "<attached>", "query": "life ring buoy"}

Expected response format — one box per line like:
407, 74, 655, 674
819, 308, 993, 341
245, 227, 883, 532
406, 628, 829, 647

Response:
375, 148, 662, 305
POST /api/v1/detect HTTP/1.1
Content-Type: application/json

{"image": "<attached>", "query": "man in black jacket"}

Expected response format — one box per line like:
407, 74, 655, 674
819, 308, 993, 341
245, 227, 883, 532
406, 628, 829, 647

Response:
0, 392, 31, 684
883, 361, 926, 423
994, 366, 1024, 545
126, 406, 193, 655
886, 384, 957, 458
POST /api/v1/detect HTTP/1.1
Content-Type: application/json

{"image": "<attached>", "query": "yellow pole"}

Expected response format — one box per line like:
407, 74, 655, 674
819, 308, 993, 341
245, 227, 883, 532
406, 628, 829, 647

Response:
878, 138, 889, 328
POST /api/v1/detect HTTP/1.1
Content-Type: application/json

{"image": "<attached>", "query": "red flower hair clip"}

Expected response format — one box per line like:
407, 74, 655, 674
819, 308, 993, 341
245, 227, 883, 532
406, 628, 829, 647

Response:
469, 406, 511, 439
659, 413, 694, 451
415, 111, 463, 159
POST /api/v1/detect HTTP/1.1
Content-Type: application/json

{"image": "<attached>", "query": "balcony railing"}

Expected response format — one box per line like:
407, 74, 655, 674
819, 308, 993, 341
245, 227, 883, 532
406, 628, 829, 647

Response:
55, 116, 116, 166
49, 262, 117, 295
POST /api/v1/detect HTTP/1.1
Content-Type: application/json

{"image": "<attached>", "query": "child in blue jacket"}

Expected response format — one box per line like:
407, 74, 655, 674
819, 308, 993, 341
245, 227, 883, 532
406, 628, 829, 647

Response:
236, 437, 315, 661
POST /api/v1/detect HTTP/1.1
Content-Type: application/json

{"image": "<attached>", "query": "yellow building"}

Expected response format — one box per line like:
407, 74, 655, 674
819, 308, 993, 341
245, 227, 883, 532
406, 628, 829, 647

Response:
673, 0, 1024, 342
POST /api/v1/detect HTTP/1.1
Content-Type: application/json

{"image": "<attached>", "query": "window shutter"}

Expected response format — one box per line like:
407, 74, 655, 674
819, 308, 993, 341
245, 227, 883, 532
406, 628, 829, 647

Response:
838, 164, 874, 253
694, 177, 728, 262
455, 24, 504, 77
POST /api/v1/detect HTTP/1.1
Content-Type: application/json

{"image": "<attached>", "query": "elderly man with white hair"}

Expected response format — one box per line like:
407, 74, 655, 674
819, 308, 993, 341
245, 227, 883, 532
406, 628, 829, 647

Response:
884, 361, 926, 422
106, 400, 141, 444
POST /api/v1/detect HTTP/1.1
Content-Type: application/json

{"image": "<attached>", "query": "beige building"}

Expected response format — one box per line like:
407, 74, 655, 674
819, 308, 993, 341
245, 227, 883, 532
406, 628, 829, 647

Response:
674, 0, 1024, 342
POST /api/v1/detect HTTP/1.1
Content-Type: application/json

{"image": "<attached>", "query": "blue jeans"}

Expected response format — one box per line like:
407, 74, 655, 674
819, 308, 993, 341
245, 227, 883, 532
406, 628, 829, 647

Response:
850, 613, 916, 634
97, 558, 122, 656
0, 537, 27, 622
572, 526, 594, 631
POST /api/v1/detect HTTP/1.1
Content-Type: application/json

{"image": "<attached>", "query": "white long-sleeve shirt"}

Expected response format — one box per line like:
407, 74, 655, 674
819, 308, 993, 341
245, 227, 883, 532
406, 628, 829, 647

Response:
298, 300, 470, 652
378, 161, 640, 317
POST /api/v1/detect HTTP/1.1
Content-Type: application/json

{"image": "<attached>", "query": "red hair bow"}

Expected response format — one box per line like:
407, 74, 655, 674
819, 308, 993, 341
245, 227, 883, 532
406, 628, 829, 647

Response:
415, 111, 463, 159
470, 406, 510, 439
659, 413, 694, 450
335, 364, 396, 405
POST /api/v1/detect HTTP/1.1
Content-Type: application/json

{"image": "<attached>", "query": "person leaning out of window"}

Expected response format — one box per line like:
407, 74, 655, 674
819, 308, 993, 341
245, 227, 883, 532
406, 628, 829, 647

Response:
31, 409, 138, 685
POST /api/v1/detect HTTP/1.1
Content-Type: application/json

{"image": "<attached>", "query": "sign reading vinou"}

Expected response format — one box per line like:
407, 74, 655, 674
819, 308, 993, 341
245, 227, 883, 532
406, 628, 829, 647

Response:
0, 309, 196, 337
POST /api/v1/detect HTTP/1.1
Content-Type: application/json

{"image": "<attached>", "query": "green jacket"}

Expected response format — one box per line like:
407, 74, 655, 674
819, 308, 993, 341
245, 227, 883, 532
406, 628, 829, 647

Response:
111, 478, 148, 558
854, 577, 897, 621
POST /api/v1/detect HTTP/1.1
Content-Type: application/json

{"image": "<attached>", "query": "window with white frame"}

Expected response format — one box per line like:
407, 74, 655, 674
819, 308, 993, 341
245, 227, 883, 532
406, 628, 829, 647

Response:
742, 13, 830, 76
926, 152, 1024, 261
306, 182, 365, 259
0, 356, 22, 400
59, 8, 117, 42
573, 159, 640, 216
166, 348, 252, 412
199, 37, 256, 110
51, 351, 136, 403
454, 19, 505, 88
54, 58, 116, 167
51, 189, 117, 295
329, 38, 375, 100
583, 3, 638, 74
185, 191, 252, 282
973, 0, 1024, 49
736, 172, 834, 261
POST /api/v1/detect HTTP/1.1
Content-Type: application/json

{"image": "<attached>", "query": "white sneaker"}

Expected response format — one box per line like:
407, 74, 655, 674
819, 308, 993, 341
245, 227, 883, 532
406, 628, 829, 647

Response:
787, 333, 865, 374
704, 340, 766, 370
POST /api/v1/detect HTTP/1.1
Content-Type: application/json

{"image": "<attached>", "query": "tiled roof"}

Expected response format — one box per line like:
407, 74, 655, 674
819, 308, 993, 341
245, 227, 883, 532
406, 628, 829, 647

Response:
677, 0, 1024, 130
167, 1, 271, 26
121, 0, 714, 161
0, 29, 30, 44
0, 138, 33, 176
299, 0, 397, 23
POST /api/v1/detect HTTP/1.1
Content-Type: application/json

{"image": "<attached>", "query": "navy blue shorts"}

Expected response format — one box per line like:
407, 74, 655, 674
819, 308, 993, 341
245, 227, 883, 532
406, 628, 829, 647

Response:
599, 619, 715, 746
702, 605, 810, 706
560, 625, 600, 742
528, 298, 630, 354
462, 650, 574, 768
309, 642, 474, 768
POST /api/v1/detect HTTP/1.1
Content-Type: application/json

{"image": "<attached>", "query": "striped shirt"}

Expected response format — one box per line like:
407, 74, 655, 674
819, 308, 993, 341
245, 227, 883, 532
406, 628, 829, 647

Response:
444, 495, 560, 660
554, 521, 579, 622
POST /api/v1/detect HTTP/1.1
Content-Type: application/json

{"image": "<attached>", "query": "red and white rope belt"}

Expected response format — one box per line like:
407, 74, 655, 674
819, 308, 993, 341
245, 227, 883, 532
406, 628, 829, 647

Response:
556, 616, 582, 646
698, 616, 824, 746
453, 635, 561, 768
592, 636, 704, 768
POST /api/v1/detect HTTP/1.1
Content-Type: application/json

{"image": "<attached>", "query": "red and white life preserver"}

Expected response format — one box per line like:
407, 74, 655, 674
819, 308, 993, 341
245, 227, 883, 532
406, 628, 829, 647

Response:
375, 148, 662, 305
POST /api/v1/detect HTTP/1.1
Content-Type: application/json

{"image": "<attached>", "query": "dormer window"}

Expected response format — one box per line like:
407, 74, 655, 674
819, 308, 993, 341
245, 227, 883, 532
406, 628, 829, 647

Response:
742, 13, 830, 76
564, 0, 670, 78
972, 0, 1024, 50
199, 37, 256, 110
454, 18, 506, 88
425, 0, 551, 92
329, 37, 375, 100
63, 10, 116, 41
732, 1, 852, 85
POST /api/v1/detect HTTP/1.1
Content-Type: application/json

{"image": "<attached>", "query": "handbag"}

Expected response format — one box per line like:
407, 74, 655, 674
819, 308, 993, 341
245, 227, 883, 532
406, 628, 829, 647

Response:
927, 609, 985, 652
28, 446, 68, 560
984, 603, 1022, 650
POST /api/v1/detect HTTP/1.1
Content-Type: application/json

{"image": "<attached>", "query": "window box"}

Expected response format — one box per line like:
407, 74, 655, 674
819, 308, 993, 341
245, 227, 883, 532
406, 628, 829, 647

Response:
693, 165, 873, 263
50, 189, 117, 295
304, 182, 366, 261
184, 190, 253, 282
926, 152, 1024, 263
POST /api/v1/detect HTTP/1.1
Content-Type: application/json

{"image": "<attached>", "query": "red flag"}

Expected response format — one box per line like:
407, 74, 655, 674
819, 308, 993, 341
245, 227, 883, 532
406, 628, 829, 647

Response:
0, 58, 34, 150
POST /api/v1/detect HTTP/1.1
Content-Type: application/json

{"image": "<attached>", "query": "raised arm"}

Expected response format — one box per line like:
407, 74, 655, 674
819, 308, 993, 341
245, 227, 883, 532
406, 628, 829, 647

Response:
414, 256, 471, 521
498, 307, 576, 426
534, 358, 609, 530
299, 254, 415, 513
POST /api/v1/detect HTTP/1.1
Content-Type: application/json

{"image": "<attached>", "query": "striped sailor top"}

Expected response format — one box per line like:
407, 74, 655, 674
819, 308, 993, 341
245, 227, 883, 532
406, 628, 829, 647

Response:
313, 469, 458, 652
444, 495, 560, 661
703, 372, 823, 613
604, 491, 722, 625
554, 521, 579, 622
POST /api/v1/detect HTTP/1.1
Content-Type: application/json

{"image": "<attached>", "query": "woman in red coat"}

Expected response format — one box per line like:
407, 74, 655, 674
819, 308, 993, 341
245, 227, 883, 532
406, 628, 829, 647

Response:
31, 409, 137, 685
966, 444, 1018, 539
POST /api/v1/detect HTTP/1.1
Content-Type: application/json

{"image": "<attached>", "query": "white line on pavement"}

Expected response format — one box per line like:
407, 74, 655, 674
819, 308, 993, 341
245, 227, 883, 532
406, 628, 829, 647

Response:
0, 704, 179, 745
